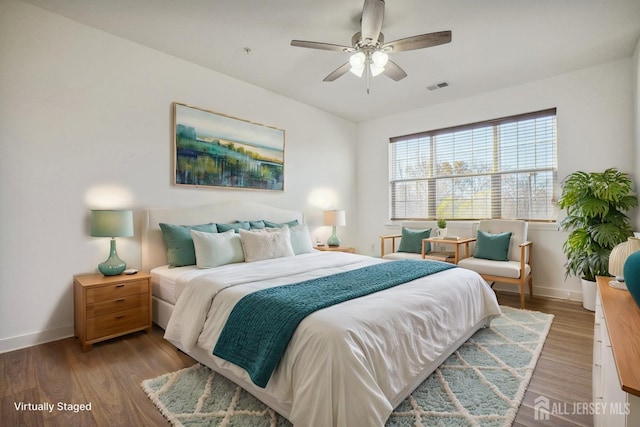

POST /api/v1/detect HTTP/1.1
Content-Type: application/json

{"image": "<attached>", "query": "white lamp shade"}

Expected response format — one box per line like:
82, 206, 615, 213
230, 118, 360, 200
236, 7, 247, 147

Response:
609, 237, 640, 278
369, 51, 388, 76
371, 50, 388, 67
370, 63, 385, 76
349, 52, 365, 77
90, 210, 134, 238
324, 210, 346, 227
349, 52, 365, 68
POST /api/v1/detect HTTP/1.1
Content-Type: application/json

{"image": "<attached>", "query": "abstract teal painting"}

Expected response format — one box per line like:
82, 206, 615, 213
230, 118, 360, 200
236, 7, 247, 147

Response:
173, 103, 285, 191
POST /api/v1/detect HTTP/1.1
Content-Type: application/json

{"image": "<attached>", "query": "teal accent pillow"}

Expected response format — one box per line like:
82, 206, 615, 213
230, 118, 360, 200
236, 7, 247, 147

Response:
247, 220, 266, 229
623, 251, 640, 308
216, 221, 251, 233
263, 219, 300, 228
398, 227, 431, 254
159, 222, 217, 268
475, 230, 512, 261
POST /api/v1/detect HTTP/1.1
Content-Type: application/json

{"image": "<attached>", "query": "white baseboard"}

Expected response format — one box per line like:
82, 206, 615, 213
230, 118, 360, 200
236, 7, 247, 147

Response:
0, 325, 74, 354
492, 283, 583, 303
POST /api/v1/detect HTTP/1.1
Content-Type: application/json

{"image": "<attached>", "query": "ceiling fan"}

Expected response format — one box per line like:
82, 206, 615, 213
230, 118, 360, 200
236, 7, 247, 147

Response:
291, 0, 452, 93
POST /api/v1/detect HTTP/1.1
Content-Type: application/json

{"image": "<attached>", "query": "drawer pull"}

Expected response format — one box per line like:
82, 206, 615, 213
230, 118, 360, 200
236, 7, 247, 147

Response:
115, 314, 125, 319
116, 298, 125, 302
115, 284, 125, 288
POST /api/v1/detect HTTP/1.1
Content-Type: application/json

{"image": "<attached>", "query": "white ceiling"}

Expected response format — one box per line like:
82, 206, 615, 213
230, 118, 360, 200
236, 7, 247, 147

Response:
20, 0, 640, 122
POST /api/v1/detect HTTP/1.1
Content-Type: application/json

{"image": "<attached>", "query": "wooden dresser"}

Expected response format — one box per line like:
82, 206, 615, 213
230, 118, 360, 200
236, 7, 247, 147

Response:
74, 272, 152, 351
593, 276, 640, 426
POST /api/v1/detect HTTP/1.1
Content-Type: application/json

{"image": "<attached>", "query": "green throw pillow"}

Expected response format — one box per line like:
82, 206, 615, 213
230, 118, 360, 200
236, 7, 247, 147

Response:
247, 220, 266, 229
216, 221, 251, 233
159, 222, 217, 268
263, 219, 300, 228
398, 227, 431, 254
475, 230, 512, 261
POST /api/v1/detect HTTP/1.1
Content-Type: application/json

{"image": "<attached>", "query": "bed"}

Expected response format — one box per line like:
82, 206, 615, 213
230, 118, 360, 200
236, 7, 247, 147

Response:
141, 201, 501, 427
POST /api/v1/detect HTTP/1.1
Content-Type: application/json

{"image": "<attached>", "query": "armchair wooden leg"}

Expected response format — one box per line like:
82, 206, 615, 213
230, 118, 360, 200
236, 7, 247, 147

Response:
528, 277, 533, 299
519, 283, 525, 309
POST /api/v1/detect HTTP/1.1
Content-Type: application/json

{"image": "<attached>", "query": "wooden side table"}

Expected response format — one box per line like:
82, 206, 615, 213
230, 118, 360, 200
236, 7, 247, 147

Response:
73, 272, 152, 351
315, 245, 356, 254
421, 237, 475, 264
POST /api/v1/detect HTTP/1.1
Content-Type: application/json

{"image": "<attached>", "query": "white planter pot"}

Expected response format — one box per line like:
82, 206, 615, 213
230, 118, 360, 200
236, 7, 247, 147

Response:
581, 278, 597, 311
437, 228, 447, 238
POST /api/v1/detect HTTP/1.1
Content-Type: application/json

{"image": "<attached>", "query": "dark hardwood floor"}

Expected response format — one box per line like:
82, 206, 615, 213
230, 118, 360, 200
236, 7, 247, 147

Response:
1, 291, 594, 426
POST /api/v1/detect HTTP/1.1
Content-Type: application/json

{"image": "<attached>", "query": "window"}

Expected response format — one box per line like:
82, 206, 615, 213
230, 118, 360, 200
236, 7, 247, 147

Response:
389, 109, 557, 221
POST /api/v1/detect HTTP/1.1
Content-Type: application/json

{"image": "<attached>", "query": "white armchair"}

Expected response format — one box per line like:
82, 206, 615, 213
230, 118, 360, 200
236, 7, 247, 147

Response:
458, 220, 533, 308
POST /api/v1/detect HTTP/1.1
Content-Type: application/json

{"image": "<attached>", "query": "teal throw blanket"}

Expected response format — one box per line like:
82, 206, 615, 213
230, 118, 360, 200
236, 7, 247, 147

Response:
213, 259, 456, 387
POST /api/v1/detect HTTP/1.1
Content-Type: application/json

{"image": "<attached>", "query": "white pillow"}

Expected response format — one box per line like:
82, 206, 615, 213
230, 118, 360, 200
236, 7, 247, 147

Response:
289, 224, 314, 254
190, 229, 244, 268
239, 227, 295, 262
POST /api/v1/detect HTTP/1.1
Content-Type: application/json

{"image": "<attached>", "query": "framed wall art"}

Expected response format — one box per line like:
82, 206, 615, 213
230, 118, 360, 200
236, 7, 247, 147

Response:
173, 102, 285, 191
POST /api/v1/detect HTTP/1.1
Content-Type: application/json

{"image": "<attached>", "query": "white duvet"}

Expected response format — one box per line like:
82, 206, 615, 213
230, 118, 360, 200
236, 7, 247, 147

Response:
164, 251, 501, 427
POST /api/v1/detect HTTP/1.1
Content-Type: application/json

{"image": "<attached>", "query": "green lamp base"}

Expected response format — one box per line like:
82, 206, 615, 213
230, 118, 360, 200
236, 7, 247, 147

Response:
327, 226, 341, 247
98, 238, 126, 276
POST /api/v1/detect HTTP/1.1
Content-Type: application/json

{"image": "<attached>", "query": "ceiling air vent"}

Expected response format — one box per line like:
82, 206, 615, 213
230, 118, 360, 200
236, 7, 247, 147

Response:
428, 81, 449, 91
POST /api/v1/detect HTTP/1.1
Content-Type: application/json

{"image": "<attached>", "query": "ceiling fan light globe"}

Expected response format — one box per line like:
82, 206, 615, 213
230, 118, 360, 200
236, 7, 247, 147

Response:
371, 50, 388, 67
350, 65, 365, 77
370, 63, 385, 76
349, 52, 366, 68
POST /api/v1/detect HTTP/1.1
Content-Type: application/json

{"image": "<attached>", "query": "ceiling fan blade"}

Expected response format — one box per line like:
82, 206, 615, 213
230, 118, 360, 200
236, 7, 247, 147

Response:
383, 60, 407, 81
360, 0, 385, 45
382, 30, 452, 53
323, 62, 351, 82
291, 40, 354, 53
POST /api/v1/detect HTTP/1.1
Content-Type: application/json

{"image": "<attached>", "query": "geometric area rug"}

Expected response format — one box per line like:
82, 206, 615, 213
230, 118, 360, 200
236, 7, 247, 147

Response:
141, 306, 553, 427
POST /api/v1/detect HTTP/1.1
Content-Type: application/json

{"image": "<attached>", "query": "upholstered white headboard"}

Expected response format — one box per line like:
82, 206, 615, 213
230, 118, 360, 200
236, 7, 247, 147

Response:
141, 201, 305, 272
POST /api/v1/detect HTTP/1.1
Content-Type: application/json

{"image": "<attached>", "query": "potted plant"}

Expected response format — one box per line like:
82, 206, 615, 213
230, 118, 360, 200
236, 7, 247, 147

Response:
437, 219, 447, 237
558, 168, 638, 310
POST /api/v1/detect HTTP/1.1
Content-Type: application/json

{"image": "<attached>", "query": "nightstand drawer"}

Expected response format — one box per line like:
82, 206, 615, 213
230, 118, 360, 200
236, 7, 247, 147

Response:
86, 293, 148, 318
86, 306, 150, 340
86, 279, 149, 304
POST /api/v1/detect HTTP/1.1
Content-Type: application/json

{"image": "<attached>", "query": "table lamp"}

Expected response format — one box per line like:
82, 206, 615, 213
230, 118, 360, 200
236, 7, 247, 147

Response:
90, 209, 134, 276
608, 237, 640, 289
324, 209, 346, 247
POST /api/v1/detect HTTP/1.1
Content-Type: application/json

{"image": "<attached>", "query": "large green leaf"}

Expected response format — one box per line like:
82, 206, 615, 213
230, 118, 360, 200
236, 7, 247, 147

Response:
576, 197, 609, 219
591, 222, 627, 248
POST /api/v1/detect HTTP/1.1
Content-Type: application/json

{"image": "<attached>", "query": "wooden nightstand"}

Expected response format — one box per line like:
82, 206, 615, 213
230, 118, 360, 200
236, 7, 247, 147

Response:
73, 272, 152, 351
315, 245, 355, 253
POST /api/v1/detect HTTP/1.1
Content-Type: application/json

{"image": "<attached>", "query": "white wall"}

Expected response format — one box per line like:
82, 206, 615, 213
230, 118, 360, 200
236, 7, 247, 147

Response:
355, 58, 635, 301
0, 1, 357, 352
634, 37, 640, 226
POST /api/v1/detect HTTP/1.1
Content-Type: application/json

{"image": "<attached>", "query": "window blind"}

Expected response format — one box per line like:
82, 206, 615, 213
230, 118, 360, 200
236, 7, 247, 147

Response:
389, 109, 557, 221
